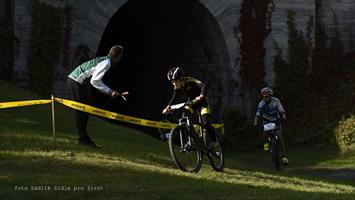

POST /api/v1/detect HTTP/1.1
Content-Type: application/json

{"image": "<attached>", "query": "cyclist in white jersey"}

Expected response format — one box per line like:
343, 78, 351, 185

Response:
254, 87, 288, 164
67, 45, 127, 148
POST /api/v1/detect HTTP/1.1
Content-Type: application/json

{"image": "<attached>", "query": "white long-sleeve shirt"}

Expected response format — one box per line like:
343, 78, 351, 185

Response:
68, 56, 113, 94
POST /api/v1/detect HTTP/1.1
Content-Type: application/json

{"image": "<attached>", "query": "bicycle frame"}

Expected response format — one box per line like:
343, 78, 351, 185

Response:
168, 102, 225, 172
263, 122, 282, 171
178, 109, 206, 150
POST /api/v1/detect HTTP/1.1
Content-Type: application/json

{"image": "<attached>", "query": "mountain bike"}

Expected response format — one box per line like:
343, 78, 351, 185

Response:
263, 121, 283, 171
167, 102, 225, 172
158, 111, 179, 141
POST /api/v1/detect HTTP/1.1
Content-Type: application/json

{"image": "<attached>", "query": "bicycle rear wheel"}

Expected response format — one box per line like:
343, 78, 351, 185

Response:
169, 125, 202, 172
269, 137, 282, 171
203, 129, 225, 172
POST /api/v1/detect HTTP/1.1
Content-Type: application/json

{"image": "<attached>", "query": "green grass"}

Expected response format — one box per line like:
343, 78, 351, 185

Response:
0, 80, 354, 199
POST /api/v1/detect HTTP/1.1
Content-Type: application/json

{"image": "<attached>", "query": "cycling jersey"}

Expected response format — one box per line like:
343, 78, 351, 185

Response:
167, 76, 209, 115
68, 56, 113, 94
255, 97, 285, 122
168, 77, 205, 103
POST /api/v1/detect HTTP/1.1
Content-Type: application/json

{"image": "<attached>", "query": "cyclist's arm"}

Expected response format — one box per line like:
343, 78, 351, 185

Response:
195, 80, 206, 97
281, 112, 286, 120
254, 101, 263, 126
162, 90, 177, 114
277, 100, 286, 120
167, 89, 177, 107
191, 78, 206, 101
254, 116, 261, 126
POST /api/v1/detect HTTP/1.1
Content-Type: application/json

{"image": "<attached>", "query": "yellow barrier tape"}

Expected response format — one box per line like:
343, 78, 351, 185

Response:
0, 99, 52, 109
0, 97, 224, 133
54, 97, 176, 129
54, 97, 224, 133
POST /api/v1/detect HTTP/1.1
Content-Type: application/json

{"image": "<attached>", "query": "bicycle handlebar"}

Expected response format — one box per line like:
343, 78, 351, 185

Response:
170, 102, 186, 110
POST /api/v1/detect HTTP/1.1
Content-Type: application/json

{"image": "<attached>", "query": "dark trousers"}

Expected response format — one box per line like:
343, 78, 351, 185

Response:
67, 78, 92, 142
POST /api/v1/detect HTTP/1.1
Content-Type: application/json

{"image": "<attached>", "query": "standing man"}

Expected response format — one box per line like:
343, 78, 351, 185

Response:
67, 45, 128, 148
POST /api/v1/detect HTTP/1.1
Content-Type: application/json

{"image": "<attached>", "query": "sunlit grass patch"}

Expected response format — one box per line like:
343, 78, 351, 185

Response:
1, 80, 355, 199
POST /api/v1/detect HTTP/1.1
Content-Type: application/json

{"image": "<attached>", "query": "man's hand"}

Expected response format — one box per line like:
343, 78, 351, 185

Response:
109, 90, 120, 98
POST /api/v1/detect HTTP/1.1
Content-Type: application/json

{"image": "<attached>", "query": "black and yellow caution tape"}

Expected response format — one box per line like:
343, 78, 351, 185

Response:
54, 97, 177, 129
0, 99, 52, 109
0, 97, 224, 133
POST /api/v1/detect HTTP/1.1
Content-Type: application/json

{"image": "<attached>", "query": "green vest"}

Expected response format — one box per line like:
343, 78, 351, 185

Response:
68, 56, 109, 82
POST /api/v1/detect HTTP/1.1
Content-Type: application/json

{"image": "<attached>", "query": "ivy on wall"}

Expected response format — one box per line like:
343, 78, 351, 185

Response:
239, 0, 274, 88
237, 0, 274, 116
62, 5, 72, 70
277, 10, 310, 105
273, 1, 355, 146
28, 0, 72, 95
73, 44, 91, 65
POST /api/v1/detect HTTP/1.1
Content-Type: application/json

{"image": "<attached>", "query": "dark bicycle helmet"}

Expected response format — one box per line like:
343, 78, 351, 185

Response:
167, 67, 184, 81
260, 87, 273, 96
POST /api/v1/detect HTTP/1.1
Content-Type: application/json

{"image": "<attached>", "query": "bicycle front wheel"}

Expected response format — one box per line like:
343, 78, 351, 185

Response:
169, 125, 202, 172
269, 137, 282, 171
203, 130, 225, 172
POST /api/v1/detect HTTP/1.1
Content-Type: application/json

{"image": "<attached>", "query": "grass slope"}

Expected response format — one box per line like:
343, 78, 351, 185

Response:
0, 80, 354, 200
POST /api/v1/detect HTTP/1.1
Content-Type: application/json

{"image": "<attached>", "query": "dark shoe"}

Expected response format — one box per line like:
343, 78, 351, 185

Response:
78, 140, 101, 149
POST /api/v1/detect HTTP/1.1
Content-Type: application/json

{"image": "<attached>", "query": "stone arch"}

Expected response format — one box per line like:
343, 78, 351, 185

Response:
73, 0, 232, 123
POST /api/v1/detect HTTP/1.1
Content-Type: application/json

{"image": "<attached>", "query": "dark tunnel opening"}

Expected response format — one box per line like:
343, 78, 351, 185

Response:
94, 0, 230, 134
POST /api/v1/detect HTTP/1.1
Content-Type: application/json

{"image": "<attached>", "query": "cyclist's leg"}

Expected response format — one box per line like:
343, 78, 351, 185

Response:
201, 114, 215, 135
276, 129, 289, 164
276, 129, 286, 155
262, 120, 270, 151
263, 131, 270, 151
200, 98, 214, 138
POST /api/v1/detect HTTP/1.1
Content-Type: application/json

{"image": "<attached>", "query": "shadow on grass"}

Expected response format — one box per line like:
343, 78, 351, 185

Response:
224, 146, 355, 186
294, 168, 355, 184
1, 150, 354, 200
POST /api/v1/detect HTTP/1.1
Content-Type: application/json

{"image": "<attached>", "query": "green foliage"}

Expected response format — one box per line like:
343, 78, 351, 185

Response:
273, 6, 355, 147
272, 42, 287, 97
328, 12, 345, 76
222, 107, 259, 151
28, 0, 62, 95
335, 116, 355, 152
312, 0, 331, 90
275, 10, 310, 106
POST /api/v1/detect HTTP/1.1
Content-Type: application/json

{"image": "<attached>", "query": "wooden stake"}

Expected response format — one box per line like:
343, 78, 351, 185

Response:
51, 95, 56, 148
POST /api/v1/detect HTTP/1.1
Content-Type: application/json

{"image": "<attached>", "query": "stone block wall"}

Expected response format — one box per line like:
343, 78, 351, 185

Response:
6, 0, 355, 116
13, 0, 31, 87
266, 0, 315, 85
322, 0, 355, 51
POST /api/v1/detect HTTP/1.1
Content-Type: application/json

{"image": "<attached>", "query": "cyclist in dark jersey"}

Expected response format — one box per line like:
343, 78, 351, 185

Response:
162, 67, 214, 137
254, 87, 288, 164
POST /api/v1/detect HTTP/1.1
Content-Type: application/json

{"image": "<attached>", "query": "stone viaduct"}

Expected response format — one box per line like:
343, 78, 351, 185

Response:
2, 0, 355, 120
